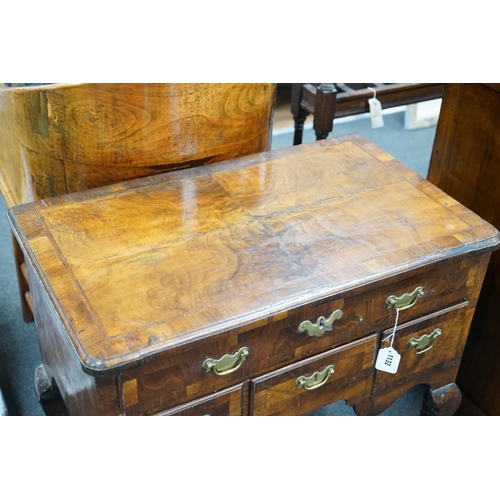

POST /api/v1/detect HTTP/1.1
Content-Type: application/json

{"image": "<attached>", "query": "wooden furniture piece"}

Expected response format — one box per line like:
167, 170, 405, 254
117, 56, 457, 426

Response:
0, 83, 276, 322
291, 83, 445, 145
9, 134, 499, 416
427, 83, 500, 415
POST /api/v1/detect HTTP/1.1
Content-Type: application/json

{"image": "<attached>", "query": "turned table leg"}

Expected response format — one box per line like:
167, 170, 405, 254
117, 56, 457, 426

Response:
420, 383, 462, 416
291, 83, 309, 146
34, 365, 69, 416
12, 233, 34, 323
313, 83, 337, 141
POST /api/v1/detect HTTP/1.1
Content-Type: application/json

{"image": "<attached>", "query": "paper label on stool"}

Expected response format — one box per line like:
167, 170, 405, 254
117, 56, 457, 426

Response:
369, 97, 384, 128
375, 347, 401, 374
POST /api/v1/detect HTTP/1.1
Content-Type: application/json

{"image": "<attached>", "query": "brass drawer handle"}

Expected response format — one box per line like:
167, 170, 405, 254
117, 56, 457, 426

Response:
407, 328, 442, 354
386, 286, 424, 311
202, 347, 250, 376
298, 309, 343, 337
296, 364, 335, 391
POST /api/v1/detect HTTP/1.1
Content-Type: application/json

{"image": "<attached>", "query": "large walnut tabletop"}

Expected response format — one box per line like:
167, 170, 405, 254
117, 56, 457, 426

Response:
8, 134, 500, 416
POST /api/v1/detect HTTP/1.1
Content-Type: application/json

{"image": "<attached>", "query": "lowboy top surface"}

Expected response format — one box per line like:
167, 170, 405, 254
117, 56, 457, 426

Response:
9, 134, 500, 372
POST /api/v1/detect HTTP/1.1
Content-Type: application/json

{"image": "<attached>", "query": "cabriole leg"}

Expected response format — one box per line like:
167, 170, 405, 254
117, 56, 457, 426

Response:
34, 365, 69, 416
420, 383, 462, 416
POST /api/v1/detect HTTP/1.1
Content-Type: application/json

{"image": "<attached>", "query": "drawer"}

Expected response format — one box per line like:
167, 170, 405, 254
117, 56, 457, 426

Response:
299, 257, 474, 345
122, 339, 256, 415
156, 384, 246, 416
121, 257, 478, 415
373, 304, 469, 400
240, 256, 475, 368
250, 334, 378, 416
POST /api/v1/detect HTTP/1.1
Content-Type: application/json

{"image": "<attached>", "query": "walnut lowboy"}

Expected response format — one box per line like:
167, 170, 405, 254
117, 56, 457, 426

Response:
8, 134, 500, 416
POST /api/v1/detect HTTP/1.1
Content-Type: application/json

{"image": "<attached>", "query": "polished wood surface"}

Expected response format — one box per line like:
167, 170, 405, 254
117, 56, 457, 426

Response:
9, 134, 499, 415
251, 335, 377, 416
427, 83, 500, 415
158, 384, 247, 416
11, 134, 497, 370
0, 83, 276, 208
0, 83, 276, 321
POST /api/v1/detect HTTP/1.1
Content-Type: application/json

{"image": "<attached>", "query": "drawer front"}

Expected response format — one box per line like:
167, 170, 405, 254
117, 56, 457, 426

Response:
373, 304, 469, 400
121, 257, 478, 415
298, 257, 473, 346
156, 384, 245, 416
122, 339, 256, 415
240, 256, 474, 371
250, 334, 378, 416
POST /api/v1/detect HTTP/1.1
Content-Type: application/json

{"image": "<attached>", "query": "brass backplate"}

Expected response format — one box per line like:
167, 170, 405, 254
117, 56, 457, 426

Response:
298, 309, 343, 337
386, 286, 424, 311
202, 346, 250, 376
296, 364, 335, 391
407, 328, 442, 354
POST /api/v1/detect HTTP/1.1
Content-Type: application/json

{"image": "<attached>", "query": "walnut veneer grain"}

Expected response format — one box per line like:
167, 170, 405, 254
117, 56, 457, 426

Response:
9, 133, 500, 415
0, 83, 276, 321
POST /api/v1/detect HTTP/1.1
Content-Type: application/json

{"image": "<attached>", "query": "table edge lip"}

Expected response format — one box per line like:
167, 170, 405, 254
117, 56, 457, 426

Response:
10, 215, 500, 375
